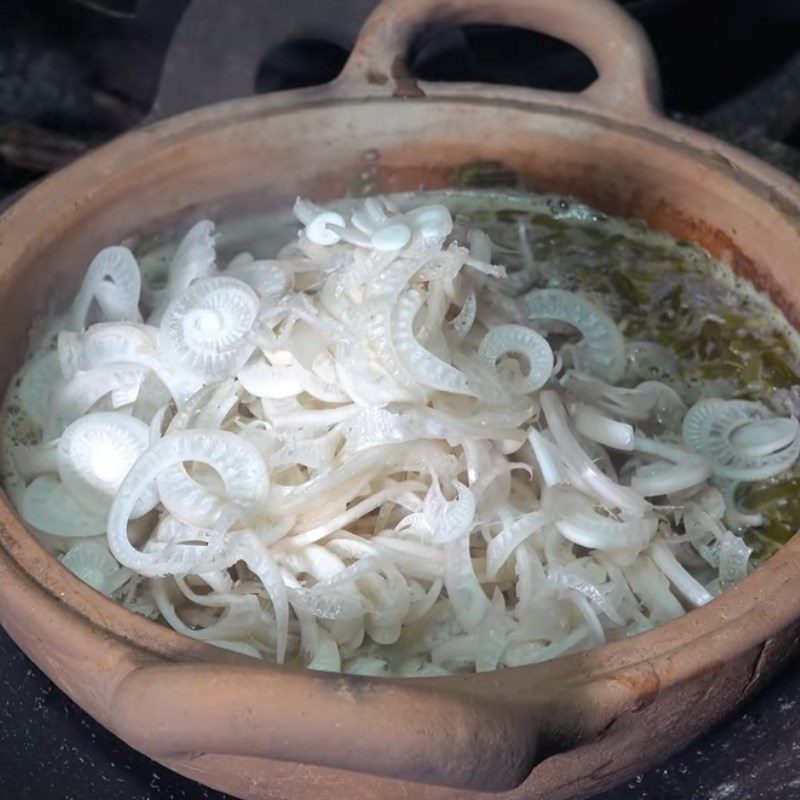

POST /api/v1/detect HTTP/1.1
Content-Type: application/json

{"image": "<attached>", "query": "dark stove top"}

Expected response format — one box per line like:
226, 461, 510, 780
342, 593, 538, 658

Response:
2, 1, 800, 798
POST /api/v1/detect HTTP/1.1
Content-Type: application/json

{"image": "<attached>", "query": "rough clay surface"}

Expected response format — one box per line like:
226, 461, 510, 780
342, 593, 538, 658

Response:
2, 621, 800, 799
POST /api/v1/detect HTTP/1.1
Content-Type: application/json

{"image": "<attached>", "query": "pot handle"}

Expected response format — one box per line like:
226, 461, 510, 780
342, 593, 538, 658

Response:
340, 0, 662, 117
110, 661, 542, 791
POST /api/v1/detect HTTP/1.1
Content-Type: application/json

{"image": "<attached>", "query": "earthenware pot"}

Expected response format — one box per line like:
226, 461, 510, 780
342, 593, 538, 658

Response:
2, 1, 800, 799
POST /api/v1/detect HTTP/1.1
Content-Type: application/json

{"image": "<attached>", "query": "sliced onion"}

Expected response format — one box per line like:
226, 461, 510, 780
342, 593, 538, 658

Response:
391, 290, 472, 395
444, 534, 489, 629
149, 220, 217, 323
523, 289, 625, 382
17, 350, 61, 426
48, 364, 149, 435
5, 193, 777, 678
57, 412, 156, 517
157, 276, 258, 381
528, 429, 568, 487
71, 246, 142, 330
631, 436, 712, 497
59, 322, 157, 380
573, 404, 634, 450
227, 260, 290, 300
424, 479, 476, 544
626, 341, 682, 385
714, 477, 763, 529
547, 564, 624, 625
61, 541, 123, 594
718, 530, 752, 589
556, 507, 655, 551
486, 510, 550, 579
649, 542, 714, 607
12, 441, 58, 480
479, 324, 553, 394
450, 288, 477, 342
107, 430, 268, 573
541, 390, 649, 517
22, 475, 107, 537
730, 417, 799, 459
683, 399, 800, 481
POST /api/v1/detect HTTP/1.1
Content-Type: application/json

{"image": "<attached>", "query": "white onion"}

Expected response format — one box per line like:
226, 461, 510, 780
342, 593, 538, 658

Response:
479, 324, 553, 394
71, 246, 142, 331
523, 289, 625, 382
573, 404, 634, 450
157, 276, 258, 381
683, 398, 800, 481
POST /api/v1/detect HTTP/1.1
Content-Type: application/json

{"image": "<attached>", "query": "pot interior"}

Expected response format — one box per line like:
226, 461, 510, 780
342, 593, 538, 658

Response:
3, 92, 800, 655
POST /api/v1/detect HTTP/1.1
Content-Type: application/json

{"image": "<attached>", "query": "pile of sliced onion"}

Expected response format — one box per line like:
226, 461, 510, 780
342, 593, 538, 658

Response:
3, 193, 795, 676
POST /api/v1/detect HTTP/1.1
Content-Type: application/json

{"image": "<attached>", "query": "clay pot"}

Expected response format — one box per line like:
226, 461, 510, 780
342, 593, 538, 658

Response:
2, 1, 800, 799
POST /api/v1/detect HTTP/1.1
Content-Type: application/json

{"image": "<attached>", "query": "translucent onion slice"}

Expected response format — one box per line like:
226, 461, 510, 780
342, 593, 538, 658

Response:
424, 479, 476, 544
683, 398, 800, 481
12, 441, 58, 480
370, 537, 444, 581
57, 412, 156, 517
573, 404, 634, 450
486, 510, 550, 579
444, 534, 489, 629
61, 541, 123, 594
369, 223, 411, 251
157, 276, 258, 381
290, 481, 424, 548
238, 360, 303, 399
157, 464, 226, 528
623, 556, 684, 622
626, 341, 682, 385
391, 290, 472, 395
478, 324, 553, 394
405, 204, 453, 241
305, 211, 346, 246
17, 350, 61, 426
47, 364, 149, 437
631, 436, 711, 497
227, 260, 290, 300
528, 429, 568, 487
58, 322, 157, 380
556, 507, 656, 551
649, 542, 714, 606
564, 373, 685, 427
714, 477, 763, 529
450, 288, 477, 342
107, 430, 269, 573
540, 390, 649, 517
152, 576, 265, 653
150, 220, 217, 321
235, 532, 289, 663
307, 632, 342, 672
22, 475, 107, 537
718, 530, 752, 589
730, 417, 799, 459
71, 246, 142, 330
523, 289, 625, 382
547, 564, 624, 625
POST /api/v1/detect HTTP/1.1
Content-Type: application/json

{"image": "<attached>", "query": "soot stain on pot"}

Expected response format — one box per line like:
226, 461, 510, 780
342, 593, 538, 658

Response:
390, 55, 425, 99
452, 159, 521, 189
365, 70, 389, 87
